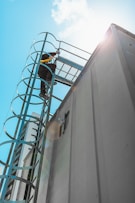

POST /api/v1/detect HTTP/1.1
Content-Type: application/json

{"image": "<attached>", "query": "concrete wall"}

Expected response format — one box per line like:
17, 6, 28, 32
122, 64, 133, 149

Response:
38, 24, 135, 203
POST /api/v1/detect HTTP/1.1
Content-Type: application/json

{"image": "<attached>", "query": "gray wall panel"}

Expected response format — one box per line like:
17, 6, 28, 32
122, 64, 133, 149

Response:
91, 29, 135, 203
70, 68, 99, 203
46, 96, 73, 203
38, 24, 135, 203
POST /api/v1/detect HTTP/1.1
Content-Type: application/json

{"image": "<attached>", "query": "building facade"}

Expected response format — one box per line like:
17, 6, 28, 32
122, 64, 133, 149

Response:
37, 24, 135, 203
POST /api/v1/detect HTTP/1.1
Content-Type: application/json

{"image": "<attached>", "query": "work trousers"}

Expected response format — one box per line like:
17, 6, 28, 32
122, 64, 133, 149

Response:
38, 63, 56, 94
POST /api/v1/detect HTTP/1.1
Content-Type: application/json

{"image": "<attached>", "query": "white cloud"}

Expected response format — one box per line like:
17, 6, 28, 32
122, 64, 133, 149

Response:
52, 0, 89, 24
52, 0, 111, 52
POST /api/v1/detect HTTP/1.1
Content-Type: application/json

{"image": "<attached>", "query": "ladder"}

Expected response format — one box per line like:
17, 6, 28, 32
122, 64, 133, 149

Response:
0, 32, 91, 202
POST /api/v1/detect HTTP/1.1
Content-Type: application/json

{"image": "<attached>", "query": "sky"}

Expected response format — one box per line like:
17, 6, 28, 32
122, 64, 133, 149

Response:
0, 0, 135, 161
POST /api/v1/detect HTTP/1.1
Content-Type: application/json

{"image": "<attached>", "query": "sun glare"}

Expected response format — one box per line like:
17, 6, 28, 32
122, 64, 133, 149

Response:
87, 14, 110, 50
53, 0, 112, 52
70, 14, 111, 52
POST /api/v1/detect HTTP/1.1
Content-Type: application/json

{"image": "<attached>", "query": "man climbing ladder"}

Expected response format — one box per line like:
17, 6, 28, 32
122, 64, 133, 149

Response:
38, 50, 59, 99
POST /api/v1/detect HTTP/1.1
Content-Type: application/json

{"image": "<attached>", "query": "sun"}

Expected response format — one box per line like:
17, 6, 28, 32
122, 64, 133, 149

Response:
55, 2, 112, 53
86, 14, 111, 51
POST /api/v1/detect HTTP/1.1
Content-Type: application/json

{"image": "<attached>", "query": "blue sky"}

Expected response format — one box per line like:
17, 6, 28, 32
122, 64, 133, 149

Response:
0, 0, 135, 157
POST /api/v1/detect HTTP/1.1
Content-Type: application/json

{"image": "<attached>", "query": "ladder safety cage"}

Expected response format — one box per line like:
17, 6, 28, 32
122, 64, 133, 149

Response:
0, 32, 91, 202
